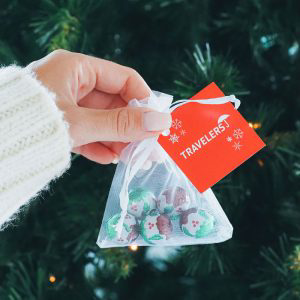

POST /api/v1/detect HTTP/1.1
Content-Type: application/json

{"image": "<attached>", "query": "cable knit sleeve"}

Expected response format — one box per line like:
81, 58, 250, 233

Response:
0, 66, 72, 228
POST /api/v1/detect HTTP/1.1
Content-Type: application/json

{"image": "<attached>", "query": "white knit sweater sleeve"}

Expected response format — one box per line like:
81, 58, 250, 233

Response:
0, 66, 72, 228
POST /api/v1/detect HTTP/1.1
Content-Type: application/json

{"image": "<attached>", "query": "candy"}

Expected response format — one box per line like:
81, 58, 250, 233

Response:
128, 188, 156, 218
140, 211, 173, 244
156, 186, 191, 215
106, 213, 139, 244
180, 208, 214, 238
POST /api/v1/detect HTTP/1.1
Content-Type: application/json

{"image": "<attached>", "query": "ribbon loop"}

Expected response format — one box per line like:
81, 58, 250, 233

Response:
170, 95, 240, 112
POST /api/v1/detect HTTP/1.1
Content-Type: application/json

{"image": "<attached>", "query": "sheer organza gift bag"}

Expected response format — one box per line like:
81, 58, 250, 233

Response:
97, 92, 233, 248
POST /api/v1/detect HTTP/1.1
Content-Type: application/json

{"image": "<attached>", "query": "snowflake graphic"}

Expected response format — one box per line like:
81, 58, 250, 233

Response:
172, 119, 182, 129
180, 129, 187, 136
226, 136, 233, 142
169, 133, 180, 144
233, 128, 244, 139
232, 141, 243, 151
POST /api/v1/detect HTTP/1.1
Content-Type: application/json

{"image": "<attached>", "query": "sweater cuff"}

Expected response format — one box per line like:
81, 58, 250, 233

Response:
0, 66, 72, 228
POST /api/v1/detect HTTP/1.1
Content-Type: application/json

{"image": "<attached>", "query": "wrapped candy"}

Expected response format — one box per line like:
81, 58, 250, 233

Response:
156, 186, 190, 216
127, 188, 156, 219
180, 208, 215, 238
140, 211, 173, 244
106, 213, 139, 244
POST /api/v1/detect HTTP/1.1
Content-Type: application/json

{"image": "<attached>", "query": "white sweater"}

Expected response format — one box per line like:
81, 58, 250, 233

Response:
0, 66, 72, 228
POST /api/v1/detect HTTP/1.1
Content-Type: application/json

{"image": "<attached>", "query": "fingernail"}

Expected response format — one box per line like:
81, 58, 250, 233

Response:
143, 112, 172, 132
112, 157, 119, 164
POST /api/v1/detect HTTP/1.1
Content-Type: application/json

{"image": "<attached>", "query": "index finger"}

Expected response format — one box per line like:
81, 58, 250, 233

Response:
87, 55, 151, 102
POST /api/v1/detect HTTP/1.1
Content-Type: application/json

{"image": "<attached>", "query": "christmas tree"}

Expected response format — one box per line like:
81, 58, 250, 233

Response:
0, 0, 299, 299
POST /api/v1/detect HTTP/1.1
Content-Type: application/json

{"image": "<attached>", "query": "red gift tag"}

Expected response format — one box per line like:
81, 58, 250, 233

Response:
158, 82, 266, 192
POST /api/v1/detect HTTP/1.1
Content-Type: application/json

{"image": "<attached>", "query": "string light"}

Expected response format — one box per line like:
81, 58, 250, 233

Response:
123, 263, 129, 272
257, 159, 264, 167
129, 244, 138, 251
289, 246, 300, 271
248, 122, 262, 129
49, 275, 56, 283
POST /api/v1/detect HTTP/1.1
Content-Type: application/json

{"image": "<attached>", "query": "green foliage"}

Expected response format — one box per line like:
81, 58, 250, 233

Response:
29, 0, 101, 53
0, 256, 48, 300
251, 235, 300, 300
215, 0, 299, 68
31, 5, 81, 52
0, 40, 18, 64
175, 43, 247, 98
178, 243, 236, 275
96, 248, 137, 281
289, 245, 300, 297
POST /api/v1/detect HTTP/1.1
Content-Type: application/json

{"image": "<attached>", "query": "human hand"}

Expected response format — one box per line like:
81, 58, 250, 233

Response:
27, 50, 171, 164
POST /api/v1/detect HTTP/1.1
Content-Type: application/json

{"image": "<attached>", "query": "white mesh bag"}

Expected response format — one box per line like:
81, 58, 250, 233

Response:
97, 92, 233, 248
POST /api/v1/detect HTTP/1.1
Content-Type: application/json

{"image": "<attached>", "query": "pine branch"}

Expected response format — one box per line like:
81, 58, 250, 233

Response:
251, 235, 300, 300
0, 40, 18, 64
95, 248, 137, 281
215, 0, 300, 65
28, 0, 102, 53
177, 242, 237, 276
174, 43, 248, 99
30, 4, 81, 52
0, 255, 50, 299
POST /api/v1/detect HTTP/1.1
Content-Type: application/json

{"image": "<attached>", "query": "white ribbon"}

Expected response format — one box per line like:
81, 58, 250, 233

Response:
115, 93, 241, 237
170, 95, 240, 112
115, 91, 173, 236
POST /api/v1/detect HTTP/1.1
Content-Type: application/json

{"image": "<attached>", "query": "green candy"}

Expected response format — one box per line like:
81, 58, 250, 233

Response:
127, 188, 156, 218
180, 208, 215, 238
106, 213, 139, 244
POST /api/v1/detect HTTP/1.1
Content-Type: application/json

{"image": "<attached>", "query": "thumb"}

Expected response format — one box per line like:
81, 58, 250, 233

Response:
68, 106, 172, 146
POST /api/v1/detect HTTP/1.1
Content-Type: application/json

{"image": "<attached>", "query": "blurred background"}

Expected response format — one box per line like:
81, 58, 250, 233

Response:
0, 0, 300, 299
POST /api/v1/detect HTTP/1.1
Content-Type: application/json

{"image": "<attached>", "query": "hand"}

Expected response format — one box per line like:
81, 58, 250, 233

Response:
27, 50, 172, 164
